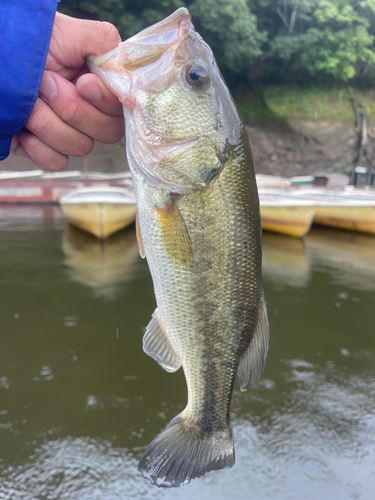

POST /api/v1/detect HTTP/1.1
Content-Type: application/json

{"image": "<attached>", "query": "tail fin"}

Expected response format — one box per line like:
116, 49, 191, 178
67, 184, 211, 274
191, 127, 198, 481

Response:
138, 413, 235, 487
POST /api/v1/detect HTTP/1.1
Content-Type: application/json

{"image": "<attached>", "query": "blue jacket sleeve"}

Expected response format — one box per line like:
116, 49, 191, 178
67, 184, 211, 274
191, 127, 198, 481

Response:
0, 0, 58, 160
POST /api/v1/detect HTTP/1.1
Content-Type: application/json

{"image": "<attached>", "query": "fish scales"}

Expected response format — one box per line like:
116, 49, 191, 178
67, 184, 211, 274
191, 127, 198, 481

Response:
88, 7, 269, 488
135, 132, 261, 421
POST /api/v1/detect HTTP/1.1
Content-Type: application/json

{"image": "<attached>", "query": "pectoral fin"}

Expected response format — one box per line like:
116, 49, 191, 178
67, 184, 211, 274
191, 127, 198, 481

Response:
155, 195, 192, 265
143, 308, 181, 373
238, 294, 270, 391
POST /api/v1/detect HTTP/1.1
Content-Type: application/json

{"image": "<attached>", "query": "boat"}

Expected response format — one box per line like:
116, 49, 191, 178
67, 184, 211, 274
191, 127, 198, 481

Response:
59, 186, 137, 238
256, 174, 291, 189
259, 192, 316, 238
0, 170, 133, 203
0, 169, 44, 179
282, 189, 375, 234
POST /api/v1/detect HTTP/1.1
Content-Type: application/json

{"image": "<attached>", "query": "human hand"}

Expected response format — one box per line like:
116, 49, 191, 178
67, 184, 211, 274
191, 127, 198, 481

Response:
11, 13, 125, 171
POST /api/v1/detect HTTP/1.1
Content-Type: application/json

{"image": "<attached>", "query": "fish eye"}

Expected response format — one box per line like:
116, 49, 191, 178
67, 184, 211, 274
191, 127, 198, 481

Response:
185, 64, 209, 89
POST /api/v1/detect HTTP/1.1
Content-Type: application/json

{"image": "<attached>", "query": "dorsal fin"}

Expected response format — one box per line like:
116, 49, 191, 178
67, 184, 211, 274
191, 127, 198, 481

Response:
143, 308, 181, 373
238, 294, 270, 391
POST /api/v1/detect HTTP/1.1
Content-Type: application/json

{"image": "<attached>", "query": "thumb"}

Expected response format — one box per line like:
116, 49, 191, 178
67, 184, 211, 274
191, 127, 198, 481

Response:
46, 13, 121, 74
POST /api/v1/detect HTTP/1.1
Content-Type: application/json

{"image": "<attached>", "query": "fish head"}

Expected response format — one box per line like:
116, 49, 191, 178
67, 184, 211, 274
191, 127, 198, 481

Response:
88, 8, 242, 194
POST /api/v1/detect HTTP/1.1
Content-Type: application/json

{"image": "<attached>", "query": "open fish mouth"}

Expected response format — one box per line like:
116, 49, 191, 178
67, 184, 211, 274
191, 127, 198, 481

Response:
87, 8, 193, 74
87, 8, 196, 118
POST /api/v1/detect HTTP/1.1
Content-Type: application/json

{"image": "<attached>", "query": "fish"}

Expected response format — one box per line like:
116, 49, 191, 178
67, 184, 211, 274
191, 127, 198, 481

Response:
87, 7, 270, 488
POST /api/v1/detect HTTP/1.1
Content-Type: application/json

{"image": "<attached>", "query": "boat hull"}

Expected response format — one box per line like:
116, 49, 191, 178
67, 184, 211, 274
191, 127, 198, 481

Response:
260, 205, 315, 238
61, 202, 137, 238
314, 205, 375, 234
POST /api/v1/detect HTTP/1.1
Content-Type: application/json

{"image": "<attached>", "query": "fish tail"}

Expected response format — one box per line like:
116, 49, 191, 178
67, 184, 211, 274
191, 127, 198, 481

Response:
138, 412, 234, 487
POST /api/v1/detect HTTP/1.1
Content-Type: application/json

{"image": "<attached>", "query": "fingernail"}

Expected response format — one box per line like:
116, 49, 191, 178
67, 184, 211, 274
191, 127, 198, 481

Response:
77, 80, 102, 101
39, 71, 57, 100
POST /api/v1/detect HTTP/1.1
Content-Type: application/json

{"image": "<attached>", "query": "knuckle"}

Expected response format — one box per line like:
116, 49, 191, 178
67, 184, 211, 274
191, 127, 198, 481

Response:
28, 107, 53, 138
74, 136, 94, 157
60, 98, 83, 125
100, 119, 125, 144
23, 134, 42, 157
53, 156, 69, 171
109, 123, 125, 144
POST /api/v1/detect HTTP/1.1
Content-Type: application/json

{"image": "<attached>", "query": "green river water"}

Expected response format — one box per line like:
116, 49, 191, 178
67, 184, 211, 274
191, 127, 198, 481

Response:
0, 206, 374, 499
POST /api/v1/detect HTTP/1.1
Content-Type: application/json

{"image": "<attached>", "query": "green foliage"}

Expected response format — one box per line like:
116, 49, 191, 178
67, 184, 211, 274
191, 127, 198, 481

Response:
59, 0, 183, 38
263, 0, 375, 81
188, 0, 267, 74
263, 85, 375, 119
58, 0, 375, 85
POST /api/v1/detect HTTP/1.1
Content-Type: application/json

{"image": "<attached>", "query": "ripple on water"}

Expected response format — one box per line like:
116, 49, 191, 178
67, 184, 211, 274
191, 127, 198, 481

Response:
0, 437, 140, 500
283, 359, 316, 381
33, 366, 54, 382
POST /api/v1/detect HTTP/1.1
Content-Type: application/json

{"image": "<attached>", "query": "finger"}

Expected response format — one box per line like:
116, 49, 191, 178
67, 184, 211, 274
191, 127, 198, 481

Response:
16, 130, 69, 171
10, 135, 30, 159
76, 73, 123, 116
25, 95, 94, 157
46, 13, 121, 78
39, 71, 125, 143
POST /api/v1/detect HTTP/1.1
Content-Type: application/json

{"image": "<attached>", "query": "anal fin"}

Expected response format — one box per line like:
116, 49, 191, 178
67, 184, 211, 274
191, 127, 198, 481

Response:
238, 293, 270, 391
143, 308, 181, 373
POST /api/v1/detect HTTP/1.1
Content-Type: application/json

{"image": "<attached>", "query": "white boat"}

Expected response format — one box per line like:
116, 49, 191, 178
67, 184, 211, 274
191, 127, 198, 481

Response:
59, 186, 137, 239
0, 170, 44, 179
82, 171, 133, 180
256, 174, 291, 189
42, 170, 82, 180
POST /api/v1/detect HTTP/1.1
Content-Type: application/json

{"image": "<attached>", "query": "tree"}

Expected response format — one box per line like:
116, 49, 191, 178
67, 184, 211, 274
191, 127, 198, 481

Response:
59, 0, 375, 84
261, 0, 375, 81
59, 0, 266, 79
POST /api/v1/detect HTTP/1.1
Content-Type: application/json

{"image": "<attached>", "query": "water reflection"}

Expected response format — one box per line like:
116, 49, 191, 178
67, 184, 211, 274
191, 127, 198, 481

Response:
0, 204, 64, 230
62, 224, 140, 300
263, 226, 375, 291
305, 226, 375, 290
262, 232, 310, 287
0, 214, 374, 500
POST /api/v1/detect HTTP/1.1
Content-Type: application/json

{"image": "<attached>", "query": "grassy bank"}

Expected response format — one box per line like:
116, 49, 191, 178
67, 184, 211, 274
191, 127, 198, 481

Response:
233, 85, 375, 121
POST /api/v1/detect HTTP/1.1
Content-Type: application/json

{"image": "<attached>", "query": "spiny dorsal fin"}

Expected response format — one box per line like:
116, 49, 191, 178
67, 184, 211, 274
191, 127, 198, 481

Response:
136, 211, 146, 259
238, 293, 270, 391
155, 196, 192, 265
143, 308, 181, 373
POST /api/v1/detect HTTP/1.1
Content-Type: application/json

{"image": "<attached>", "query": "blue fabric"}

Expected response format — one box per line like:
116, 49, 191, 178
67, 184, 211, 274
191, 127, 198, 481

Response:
0, 0, 58, 160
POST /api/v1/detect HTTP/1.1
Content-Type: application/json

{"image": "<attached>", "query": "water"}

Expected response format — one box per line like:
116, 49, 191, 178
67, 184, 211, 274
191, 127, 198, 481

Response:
0, 207, 374, 499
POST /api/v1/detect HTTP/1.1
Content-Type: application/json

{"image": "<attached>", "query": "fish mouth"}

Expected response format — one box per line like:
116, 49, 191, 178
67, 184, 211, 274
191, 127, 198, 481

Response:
87, 8, 194, 110
88, 8, 193, 72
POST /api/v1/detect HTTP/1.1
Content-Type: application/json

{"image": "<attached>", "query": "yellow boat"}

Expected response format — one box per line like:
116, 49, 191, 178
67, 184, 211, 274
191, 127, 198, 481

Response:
259, 193, 316, 238
284, 189, 375, 234
59, 186, 137, 238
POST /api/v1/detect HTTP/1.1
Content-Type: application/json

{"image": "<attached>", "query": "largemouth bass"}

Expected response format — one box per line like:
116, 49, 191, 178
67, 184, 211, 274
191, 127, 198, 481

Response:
88, 7, 269, 488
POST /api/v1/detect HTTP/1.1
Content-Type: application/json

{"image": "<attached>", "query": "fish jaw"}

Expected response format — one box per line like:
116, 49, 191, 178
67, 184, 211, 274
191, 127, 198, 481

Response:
87, 8, 193, 110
